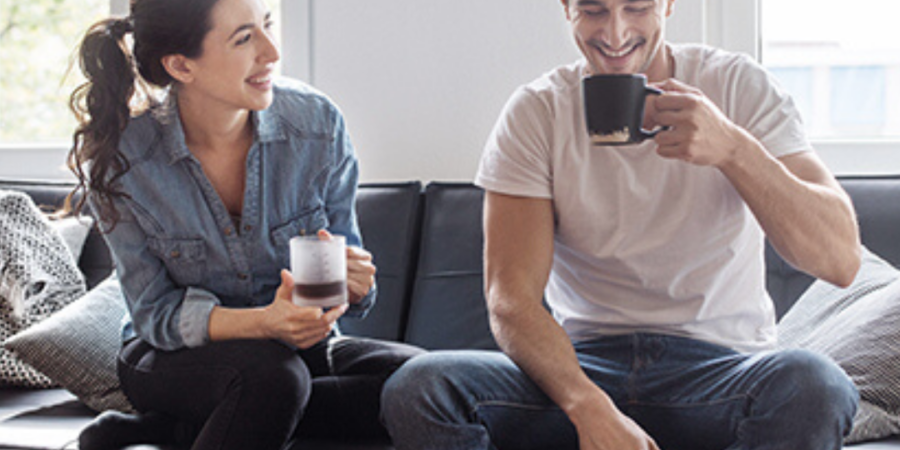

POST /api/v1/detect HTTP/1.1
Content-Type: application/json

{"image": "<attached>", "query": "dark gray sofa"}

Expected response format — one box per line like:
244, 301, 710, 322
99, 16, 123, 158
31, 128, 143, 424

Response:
1, 176, 899, 450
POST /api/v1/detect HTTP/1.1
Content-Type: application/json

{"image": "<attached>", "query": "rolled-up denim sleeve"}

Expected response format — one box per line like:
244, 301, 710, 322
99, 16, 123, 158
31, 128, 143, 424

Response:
179, 287, 220, 347
324, 108, 376, 318
91, 195, 221, 351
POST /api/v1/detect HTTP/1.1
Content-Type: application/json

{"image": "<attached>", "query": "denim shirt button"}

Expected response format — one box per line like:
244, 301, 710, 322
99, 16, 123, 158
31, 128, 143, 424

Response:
170, 250, 181, 259
237, 273, 249, 280
224, 227, 234, 236
243, 224, 252, 232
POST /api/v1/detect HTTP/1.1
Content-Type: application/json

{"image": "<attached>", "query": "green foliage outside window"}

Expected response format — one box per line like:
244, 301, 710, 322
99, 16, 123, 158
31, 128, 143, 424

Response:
0, 0, 106, 144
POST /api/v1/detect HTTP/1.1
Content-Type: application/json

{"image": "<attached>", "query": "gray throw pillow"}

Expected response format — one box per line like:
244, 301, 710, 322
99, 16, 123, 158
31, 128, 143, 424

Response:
778, 247, 900, 443
48, 216, 94, 263
3, 276, 134, 413
0, 191, 86, 387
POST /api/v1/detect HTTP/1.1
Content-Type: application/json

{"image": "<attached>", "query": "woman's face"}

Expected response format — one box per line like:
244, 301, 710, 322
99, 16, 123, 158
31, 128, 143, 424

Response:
181, 0, 280, 112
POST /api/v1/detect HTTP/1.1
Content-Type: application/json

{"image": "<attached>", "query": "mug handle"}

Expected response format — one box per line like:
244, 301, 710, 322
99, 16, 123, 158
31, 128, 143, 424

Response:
640, 86, 668, 140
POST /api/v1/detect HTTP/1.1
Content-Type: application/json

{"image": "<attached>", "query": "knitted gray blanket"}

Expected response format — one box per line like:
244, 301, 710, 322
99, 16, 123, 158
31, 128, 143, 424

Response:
0, 190, 86, 387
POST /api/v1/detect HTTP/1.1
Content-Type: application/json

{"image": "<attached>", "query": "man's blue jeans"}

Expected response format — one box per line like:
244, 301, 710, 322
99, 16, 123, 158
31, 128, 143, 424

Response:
382, 333, 858, 450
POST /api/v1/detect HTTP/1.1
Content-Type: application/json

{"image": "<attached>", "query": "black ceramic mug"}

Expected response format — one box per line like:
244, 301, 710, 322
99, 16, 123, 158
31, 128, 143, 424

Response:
583, 74, 665, 146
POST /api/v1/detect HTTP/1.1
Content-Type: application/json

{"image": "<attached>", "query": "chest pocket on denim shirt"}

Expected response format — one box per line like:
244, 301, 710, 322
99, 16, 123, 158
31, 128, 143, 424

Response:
147, 237, 208, 287
270, 206, 329, 261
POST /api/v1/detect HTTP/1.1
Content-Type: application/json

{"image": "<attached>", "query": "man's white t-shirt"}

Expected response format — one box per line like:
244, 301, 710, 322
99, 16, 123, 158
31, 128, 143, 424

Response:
475, 44, 812, 353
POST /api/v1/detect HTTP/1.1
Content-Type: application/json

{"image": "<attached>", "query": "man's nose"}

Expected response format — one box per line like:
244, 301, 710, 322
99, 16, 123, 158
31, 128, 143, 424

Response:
604, 11, 631, 50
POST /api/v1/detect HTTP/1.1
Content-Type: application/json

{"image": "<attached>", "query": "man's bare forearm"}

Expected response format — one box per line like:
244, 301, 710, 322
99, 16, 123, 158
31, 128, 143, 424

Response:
719, 134, 860, 286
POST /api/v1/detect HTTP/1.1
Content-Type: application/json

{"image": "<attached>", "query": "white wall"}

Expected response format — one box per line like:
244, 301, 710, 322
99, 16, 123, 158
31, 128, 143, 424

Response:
295, 0, 740, 183
305, 0, 580, 183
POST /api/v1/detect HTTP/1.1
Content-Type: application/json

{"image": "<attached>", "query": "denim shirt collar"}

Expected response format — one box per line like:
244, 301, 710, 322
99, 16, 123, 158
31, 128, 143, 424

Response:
158, 96, 287, 166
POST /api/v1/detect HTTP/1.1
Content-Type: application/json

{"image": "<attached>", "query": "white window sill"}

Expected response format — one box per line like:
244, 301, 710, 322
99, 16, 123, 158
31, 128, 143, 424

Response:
814, 139, 900, 176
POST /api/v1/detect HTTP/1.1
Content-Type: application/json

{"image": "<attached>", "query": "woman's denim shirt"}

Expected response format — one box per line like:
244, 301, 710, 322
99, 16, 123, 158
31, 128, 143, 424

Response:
92, 79, 374, 351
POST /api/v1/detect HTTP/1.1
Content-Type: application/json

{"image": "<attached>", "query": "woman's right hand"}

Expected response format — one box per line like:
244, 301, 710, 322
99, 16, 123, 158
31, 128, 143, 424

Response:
261, 270, 348, 348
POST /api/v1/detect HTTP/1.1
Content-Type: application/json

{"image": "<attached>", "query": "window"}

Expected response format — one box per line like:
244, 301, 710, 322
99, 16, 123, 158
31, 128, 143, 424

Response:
0, 0, 283, 146
688, 0, 900, 174
761, 0, 900, 140
0, 0, 284, 180
0, 0, 108, 144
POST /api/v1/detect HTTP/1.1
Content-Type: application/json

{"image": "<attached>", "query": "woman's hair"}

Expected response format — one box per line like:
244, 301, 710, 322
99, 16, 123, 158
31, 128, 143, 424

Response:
65, 0, 219, 227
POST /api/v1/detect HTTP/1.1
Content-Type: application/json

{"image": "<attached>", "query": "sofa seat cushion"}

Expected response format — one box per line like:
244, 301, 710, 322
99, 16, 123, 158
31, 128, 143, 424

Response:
0, 388, 92, 449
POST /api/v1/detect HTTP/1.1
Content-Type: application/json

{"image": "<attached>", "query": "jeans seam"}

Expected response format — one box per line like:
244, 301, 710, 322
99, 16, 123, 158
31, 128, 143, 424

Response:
474, 400, 563, 412
626, 393, 750, 409
212, 373, 244, 450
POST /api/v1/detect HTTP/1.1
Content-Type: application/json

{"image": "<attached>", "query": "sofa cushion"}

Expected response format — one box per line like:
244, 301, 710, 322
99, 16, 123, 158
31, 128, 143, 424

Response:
339, 182, 423, 342
49, 216, 94, 264
841, 177, 900, 268
4, 276, 133, 413
404, 183, 496, 350
778, 247, 900, 444
0, 180, 114, 290
0, 388, 93, 449
0, 190, 87, 388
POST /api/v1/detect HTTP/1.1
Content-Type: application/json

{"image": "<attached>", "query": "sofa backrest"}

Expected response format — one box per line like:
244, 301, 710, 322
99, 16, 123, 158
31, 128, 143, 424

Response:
765, 176, 900, 318
402, 183, 497, 350
3, 176, 899, 350
395, 177, 900, 349
338, 182, 423, 341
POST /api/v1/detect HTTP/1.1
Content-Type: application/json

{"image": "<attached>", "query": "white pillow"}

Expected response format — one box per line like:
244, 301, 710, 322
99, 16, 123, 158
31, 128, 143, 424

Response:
48, 216, 94, 263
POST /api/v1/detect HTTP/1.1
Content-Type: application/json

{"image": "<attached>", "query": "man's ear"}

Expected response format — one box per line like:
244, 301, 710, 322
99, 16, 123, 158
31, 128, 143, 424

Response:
561, 0, 571, 20
160, 54, 194, 84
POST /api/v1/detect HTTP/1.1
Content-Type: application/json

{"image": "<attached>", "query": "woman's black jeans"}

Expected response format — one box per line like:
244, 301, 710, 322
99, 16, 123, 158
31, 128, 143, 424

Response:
118, 335, 424, 449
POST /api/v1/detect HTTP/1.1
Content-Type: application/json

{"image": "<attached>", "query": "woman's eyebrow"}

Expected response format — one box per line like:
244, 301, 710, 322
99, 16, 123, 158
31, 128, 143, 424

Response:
227, 12, 271, 41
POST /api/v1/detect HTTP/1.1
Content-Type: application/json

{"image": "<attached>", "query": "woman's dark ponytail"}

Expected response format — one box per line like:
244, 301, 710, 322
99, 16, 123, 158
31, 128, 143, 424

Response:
64, 0, 219, 228
65, 16, 138, 227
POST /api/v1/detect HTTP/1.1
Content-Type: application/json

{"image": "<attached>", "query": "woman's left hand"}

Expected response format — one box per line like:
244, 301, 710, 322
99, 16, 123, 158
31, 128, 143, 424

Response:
317, 229, 376, 304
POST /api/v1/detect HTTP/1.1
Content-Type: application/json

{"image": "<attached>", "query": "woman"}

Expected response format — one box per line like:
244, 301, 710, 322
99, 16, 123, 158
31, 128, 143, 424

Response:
66, 0, 423, 448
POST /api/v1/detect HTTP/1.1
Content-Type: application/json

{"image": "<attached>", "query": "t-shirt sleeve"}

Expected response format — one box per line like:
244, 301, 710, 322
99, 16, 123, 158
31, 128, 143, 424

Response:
722, 53, 813, 159
475, 87, 555, 199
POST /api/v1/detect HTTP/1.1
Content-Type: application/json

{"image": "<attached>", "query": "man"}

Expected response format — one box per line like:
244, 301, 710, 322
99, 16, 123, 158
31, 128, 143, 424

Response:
382, 1, 861, 449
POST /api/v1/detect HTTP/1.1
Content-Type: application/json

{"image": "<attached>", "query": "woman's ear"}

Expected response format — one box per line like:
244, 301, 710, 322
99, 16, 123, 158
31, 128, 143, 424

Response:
160, 54, 194, 84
